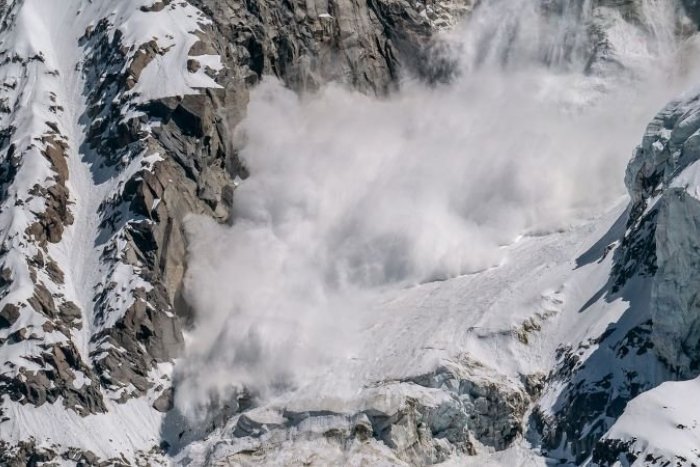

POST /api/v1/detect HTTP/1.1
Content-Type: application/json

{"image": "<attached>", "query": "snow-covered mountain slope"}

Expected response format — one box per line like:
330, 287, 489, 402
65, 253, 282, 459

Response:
3, 0, 700, 465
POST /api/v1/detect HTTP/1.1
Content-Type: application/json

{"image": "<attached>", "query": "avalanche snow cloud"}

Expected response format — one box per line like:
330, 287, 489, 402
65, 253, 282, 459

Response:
175, 0, 700, 423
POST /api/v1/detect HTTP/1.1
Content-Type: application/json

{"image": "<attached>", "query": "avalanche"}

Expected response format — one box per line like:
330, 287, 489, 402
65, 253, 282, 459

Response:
175, 0, 700, 465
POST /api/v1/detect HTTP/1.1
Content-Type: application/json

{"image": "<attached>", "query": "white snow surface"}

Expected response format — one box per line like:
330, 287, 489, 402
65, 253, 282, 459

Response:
604, 377, 700, 464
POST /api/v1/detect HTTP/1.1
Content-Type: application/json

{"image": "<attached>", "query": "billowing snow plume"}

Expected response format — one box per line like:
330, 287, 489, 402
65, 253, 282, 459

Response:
175, 0, 700, 420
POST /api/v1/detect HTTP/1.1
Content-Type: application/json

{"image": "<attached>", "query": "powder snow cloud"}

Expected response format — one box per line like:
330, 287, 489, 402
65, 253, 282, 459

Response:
172, 0, 700, 420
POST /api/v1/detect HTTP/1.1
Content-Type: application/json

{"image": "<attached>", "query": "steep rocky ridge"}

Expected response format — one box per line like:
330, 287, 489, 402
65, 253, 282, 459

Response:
535, 59, 700, 467
576, 85, 700, 466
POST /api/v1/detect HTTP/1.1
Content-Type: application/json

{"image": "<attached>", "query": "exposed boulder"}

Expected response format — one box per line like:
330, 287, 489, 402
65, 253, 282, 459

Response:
0, 303, 19, 329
